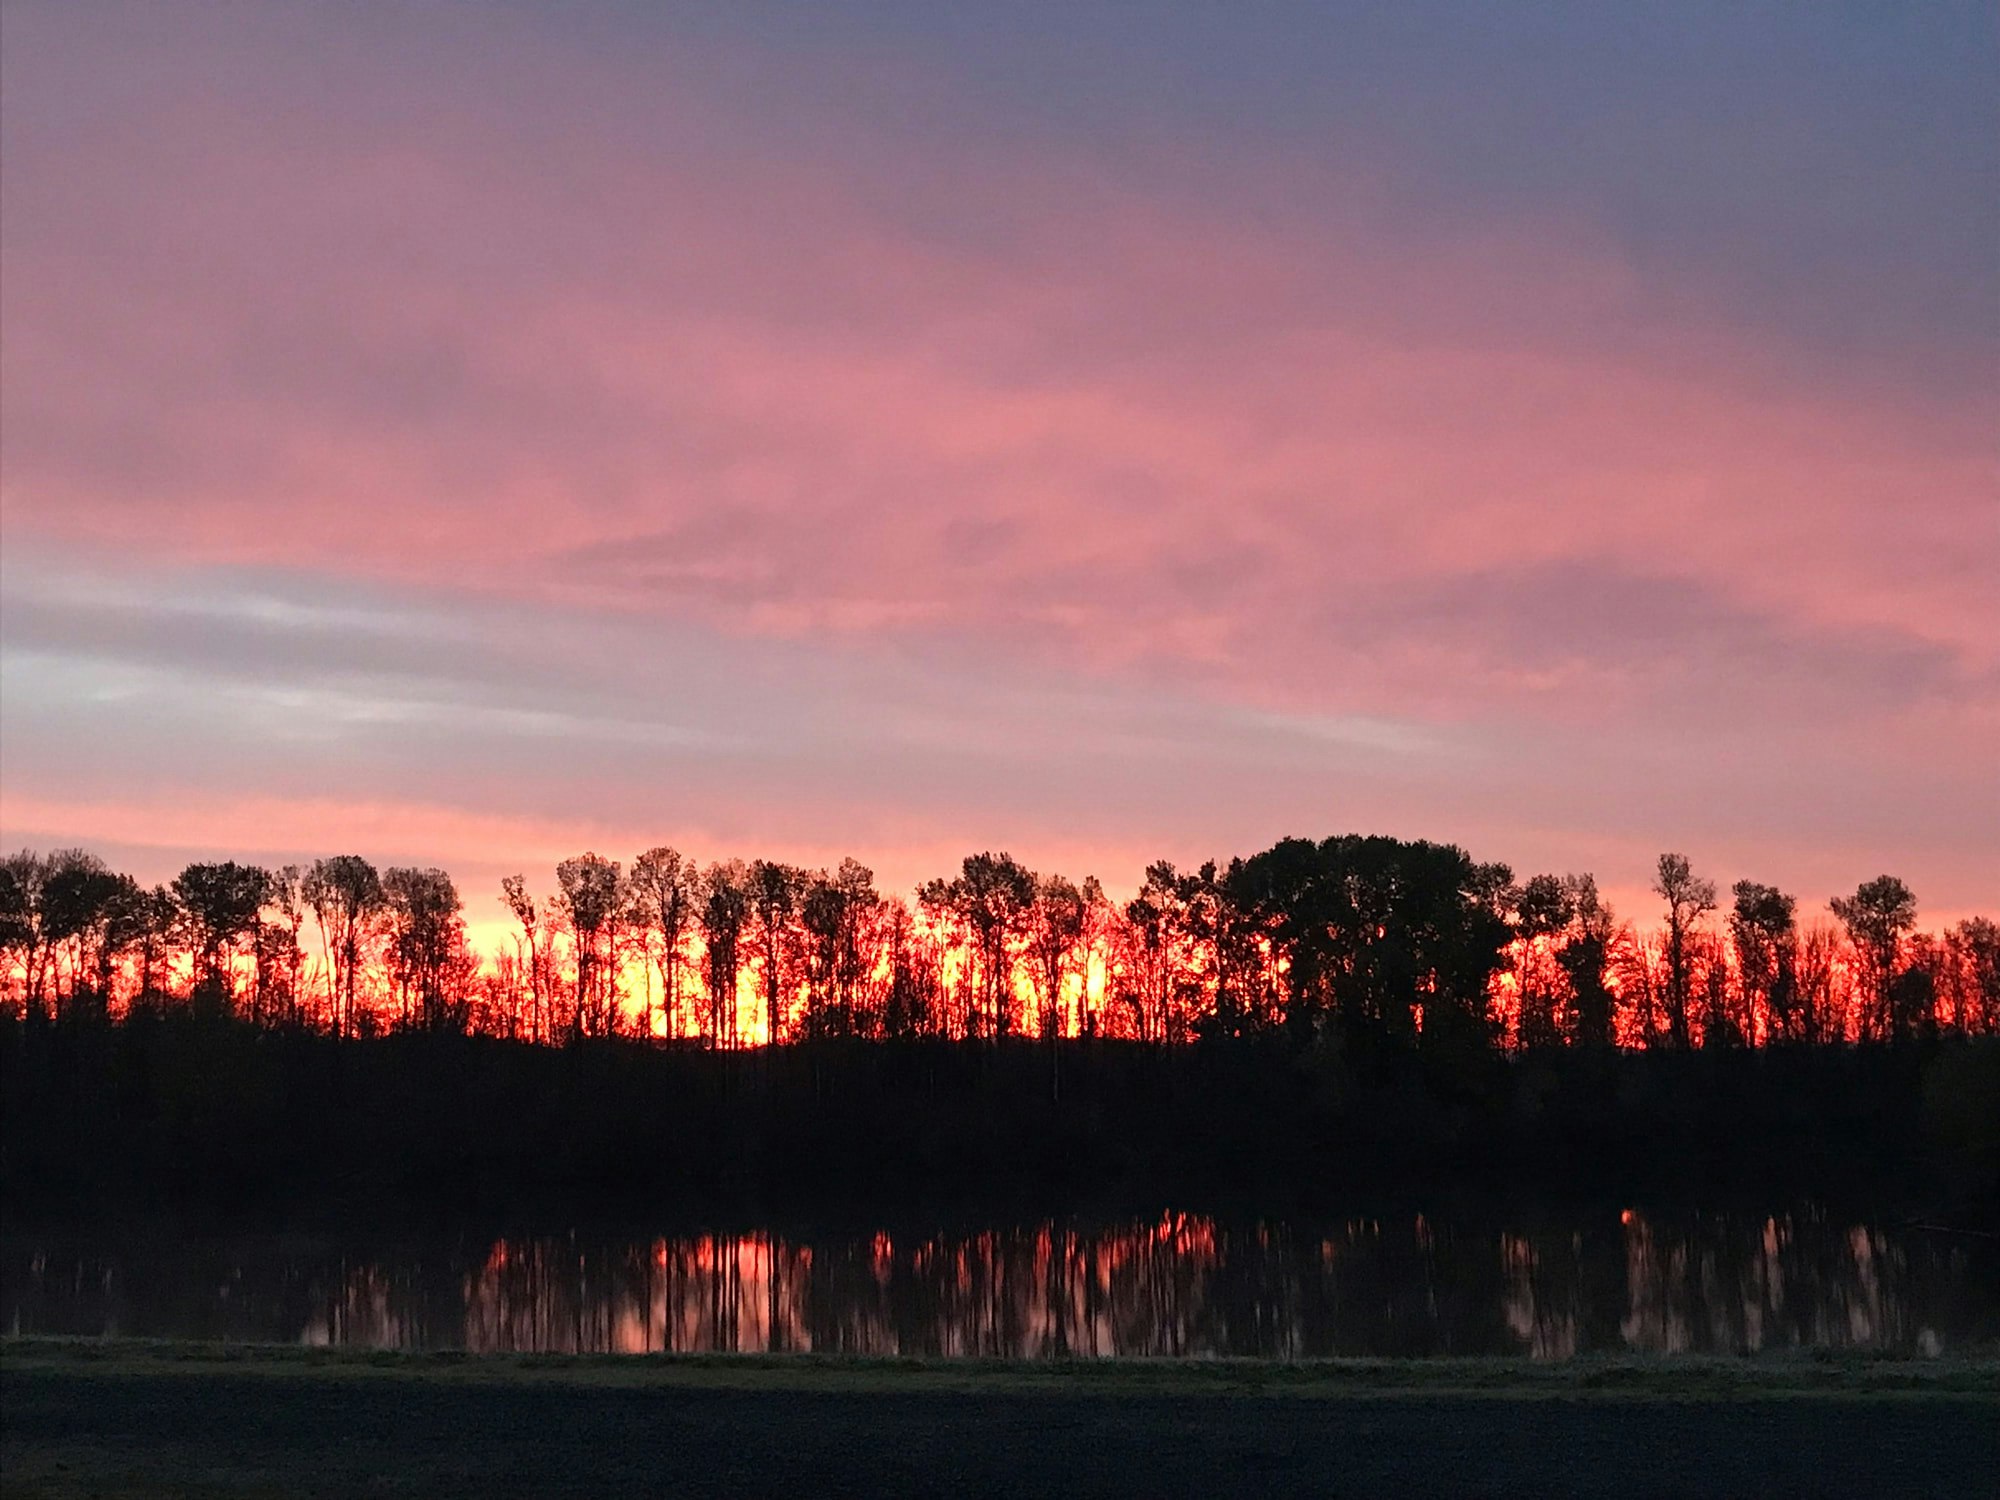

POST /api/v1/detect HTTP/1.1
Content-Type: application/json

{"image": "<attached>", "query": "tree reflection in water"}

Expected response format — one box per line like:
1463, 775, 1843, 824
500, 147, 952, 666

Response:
7, 1210, 1993, 1359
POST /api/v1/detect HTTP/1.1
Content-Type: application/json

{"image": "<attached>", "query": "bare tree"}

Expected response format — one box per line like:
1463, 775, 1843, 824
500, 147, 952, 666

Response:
383, 867, 469, 1031
880, 897, 939, 1039
255, 865, 308, 1025
1653, 853, 1717, 1048
305, 856, 386, 1038
700, 861, 751, 1047
1942, 917, 1999, 1034
1027, 874, 1090, 1043
555, 853, 626, 1039
919, 853, 1035, 1039
1, 851, 59, 1016
131, 885, 180, 1006
629, 847, 700, 1042
500, 874, 554, 1043
1124, 863, 1201, 1044
1693, 930, 1738, 1047
1796, 921, 1845, 1043
747, 860, 803, 1046
799, 859, 881, 1040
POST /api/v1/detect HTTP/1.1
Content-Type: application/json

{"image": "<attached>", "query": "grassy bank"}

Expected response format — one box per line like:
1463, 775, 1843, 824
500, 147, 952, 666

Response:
7, 1340, 1996, 1498
6, 1336, 1998, 1399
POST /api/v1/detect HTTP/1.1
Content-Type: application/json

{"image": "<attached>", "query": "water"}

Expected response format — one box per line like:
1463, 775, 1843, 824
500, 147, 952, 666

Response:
7, 1208, 1994, 1359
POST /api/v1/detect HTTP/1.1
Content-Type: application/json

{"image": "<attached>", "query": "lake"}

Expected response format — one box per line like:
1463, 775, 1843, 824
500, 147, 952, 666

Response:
7, 1207, 1994, 1359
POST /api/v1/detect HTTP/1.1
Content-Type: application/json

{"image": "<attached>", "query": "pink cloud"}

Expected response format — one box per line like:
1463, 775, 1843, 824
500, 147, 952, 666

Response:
7, 45, 1987, 712
3, 2, 1994, 915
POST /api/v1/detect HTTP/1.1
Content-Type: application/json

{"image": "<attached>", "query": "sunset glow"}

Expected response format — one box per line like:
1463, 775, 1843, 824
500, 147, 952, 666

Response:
6, 17, 2000, 1495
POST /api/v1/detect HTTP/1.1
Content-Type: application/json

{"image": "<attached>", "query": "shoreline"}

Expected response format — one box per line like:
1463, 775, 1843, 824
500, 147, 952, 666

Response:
7, 1337, 1997, 1400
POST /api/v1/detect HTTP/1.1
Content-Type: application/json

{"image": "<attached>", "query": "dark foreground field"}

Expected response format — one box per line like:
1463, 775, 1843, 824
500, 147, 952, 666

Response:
3, 1343, 1996, 1499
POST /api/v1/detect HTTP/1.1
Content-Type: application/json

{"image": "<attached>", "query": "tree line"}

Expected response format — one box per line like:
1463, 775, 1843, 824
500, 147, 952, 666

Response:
2, 838, 1995, 1056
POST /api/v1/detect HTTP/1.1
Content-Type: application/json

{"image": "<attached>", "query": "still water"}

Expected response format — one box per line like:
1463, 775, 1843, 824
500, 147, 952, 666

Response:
7, 1209, 1994, 1359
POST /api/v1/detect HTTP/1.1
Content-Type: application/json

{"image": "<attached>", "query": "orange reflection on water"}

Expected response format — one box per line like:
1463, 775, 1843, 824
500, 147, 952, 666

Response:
133, 1209, 1966, 1360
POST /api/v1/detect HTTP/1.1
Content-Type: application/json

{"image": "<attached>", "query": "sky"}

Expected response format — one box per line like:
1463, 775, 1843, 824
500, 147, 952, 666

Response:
2, 0, 1996, 932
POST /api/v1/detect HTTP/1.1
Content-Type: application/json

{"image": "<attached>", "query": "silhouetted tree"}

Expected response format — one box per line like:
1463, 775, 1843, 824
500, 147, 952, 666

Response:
1027, 874, 1092, 1043
1694, 930, 1739, 1047
130, 885, 180, 1004
172, 860, 272, 1008
1891, 935, 1941, 1041
1730, 882, 1799, 1043
383, 867, 470, 1031
555, 853, 625, 1039
1229, 836, 1512, 1057
500, 874, 556, 1043
1557, 875, 1618, 1048
1222, 838, 1329, 1041
252, 865, 307, 1025
40, 851, 143, 1017
1123, 863, 1194, 1044
1, 850, 58, 1016
880, 897, 940, 1039
1942, 918, 2000, 1034
798, 859, 881, 1039
629, 847, 700, 1041
306, 856, 386, 1038
1512, 874, 1573, 1049
1831, 876, 1917, 1041
701, 861, 751, 1047
1796, 921, 1845, 1043
748, 860, 803, 1046
1653, 854, 1716, 1048
920, 853, 1035, 1039
1185, 860, 1267, 1039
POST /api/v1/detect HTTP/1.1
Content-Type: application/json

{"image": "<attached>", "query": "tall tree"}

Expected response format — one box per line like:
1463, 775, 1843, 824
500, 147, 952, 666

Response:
1730, 881, 1799, 1043
555, 853, 626, 1039
1557, 874, 1618, 1048
1653, 853, 1717, 1048
253, 865, 308, 1025
1512, 873, 1574, 1049
383, 867, 470, 1031
172, 861, 273, 1007
880, 897, 939, 1039
0, 851, 57, 1015
1124, 863, 1198, 1044
747, 860, 803, 1046
1182, 860, 1266, 1039
1831, 876, 1918, 1041
500, 875, 559, 1043
305, 856, 386, 1038
798, 859, 881, 1040
919, 853, 1035, 1039
700, 861, 751, 1047
41, 851, 143, 1016
131, 885, 181, 1005
629, 847, 700, 1041
1795, 921, 1846, 1043
1942, 917, 2000, 1035
1027, 874, 1092, 1043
